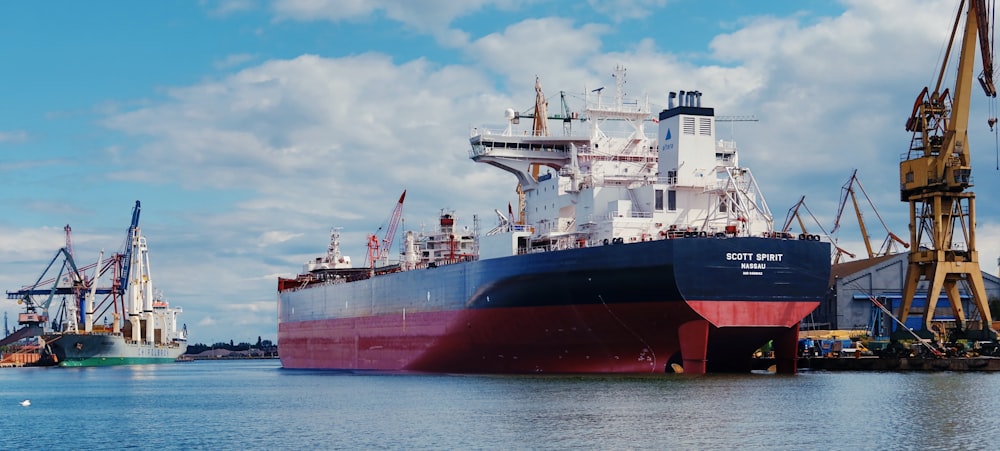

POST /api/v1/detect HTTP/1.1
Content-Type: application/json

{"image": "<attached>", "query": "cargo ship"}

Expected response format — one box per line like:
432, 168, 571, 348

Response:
277, 68, 831, 374
5, 202, 189, 367
42, 299, 187, 367
41, 219, 188, 367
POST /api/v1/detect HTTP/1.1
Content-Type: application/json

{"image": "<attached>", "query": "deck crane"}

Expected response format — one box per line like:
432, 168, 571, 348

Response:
830, 170, 909, 261
83, 201, 143, 337
118, 200, 141, 294
781, 196, 813, 237
898, 0, 998, 339
780, 196, 844, 261
366, 190, 406, 268
508, 76, 578, 224
514, 77, 579, 136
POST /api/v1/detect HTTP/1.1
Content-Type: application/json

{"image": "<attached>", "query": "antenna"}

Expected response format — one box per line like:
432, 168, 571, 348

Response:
716, 115, 758, 139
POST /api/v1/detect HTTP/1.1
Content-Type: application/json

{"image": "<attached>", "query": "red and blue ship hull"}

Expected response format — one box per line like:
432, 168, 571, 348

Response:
277, 237, 830, 374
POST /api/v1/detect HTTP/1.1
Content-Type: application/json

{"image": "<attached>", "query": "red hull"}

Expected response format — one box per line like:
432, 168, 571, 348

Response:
278, 299, 818, 373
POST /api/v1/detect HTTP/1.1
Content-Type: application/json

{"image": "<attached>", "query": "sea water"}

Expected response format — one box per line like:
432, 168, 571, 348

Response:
2, 360, 1000, 450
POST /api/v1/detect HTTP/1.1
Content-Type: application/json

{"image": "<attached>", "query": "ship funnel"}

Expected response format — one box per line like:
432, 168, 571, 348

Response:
668, 90, 706, 109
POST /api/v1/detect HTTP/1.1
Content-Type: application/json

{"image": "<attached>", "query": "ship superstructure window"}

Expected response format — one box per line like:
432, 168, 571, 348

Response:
655, 189, 664, 211
492, 142, 571, 152
667, 190, 676, 211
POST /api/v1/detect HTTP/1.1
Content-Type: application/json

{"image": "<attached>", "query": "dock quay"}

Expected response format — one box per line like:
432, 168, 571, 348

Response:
0, 345, 43, 367
801, 356, 1000, 371
754, 356, 1000, 372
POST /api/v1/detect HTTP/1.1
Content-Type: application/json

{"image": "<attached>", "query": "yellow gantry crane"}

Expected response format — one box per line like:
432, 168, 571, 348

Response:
898, 0, 998, 337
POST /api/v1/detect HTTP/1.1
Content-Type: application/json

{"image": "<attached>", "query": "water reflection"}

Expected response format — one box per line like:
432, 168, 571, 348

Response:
4, 362, 1000, 449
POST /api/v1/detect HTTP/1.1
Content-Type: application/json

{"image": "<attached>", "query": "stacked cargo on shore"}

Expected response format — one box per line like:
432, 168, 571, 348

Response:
278, 68, 831, 374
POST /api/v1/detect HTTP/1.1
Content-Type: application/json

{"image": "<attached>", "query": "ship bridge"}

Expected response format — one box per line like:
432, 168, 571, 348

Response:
469, 133, 588, 190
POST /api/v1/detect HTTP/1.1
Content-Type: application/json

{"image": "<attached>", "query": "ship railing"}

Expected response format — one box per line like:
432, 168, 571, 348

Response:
602, 174, 653, 184
761, 231, 798, 240
585, 97, 652, 115
471, 127, 508, 136
716, 139, 738, 152
410, 255, 479, 270
655, 176, 677, 185
472, 125, 594, 140
607, 210, 653, 219
435, 255, 478, 265
469, 141, 574, 160
588, 129, 657, 140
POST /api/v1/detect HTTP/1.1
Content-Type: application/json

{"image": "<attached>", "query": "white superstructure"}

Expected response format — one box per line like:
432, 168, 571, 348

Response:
470, 67, 774, 259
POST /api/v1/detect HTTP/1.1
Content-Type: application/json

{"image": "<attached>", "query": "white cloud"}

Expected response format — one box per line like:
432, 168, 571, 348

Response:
214, 53, 258, 70
271, 0, 500, 28
257, 230, 302, 247
0, 130, 28, 143
586, 0, 671, 22
202, 0, 259, 16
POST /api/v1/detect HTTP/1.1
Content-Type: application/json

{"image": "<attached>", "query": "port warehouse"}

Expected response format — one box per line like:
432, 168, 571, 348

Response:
808, 253, 1000, 339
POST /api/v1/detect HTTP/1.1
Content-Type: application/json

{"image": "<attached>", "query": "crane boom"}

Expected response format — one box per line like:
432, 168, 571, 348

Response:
379, 190, 406, 262
64, 224, 74, 258
366, 190, 406, 268
118, 201, 141, 293
897, 0, 998, 338
831, 170, 909, 260
781, 196, 810, 235
531, 76, 549, 137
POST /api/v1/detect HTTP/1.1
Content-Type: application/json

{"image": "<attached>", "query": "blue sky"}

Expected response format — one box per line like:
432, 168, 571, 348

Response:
3, 0, 997, 344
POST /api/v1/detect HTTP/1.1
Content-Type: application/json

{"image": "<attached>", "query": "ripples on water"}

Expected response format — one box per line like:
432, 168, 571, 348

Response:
2, 361, 1000, 450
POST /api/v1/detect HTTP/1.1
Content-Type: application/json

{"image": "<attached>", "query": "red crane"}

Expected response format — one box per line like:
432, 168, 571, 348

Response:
366, 190, 406, 268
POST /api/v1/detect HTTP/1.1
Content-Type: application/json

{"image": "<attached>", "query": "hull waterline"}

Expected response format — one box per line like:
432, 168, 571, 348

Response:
43, 333, 187, 368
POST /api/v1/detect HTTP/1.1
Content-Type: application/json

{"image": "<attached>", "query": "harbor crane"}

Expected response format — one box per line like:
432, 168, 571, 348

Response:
1, 247, 85, 346
897, 0, 998, 338
830, 170, 909, 261
2, 201, 142, 345
64, 224, 74, 258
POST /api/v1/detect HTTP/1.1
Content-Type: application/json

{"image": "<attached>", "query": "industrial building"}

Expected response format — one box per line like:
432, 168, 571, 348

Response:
807, 253, 1000, 337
